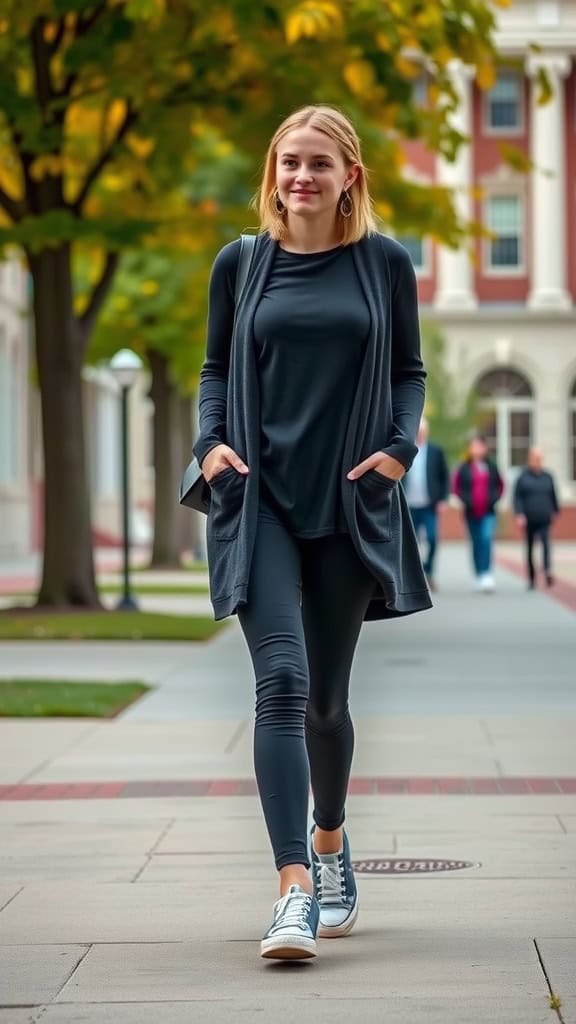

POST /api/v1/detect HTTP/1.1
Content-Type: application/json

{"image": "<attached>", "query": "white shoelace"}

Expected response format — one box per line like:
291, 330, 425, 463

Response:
314, 857, 346, 905
274, 890, 312, 930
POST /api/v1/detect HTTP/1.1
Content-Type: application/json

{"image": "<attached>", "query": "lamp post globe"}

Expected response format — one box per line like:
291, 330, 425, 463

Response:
109, 349, 143, 611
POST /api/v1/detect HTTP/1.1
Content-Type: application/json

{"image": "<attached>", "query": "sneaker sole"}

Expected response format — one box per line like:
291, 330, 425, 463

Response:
318, 899, 359, 939
261, 936, 317, 960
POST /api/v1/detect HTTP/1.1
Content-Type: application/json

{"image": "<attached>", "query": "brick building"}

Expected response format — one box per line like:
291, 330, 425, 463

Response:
397, 0, 576, 534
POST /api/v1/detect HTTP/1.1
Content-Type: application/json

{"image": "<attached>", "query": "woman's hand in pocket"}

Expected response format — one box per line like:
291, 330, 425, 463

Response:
201, 445, 249, 484
347, 451, 405, 482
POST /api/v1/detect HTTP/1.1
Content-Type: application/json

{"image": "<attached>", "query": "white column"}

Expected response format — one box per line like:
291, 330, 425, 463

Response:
526, 54, 572, 310
434, 62, 477, 310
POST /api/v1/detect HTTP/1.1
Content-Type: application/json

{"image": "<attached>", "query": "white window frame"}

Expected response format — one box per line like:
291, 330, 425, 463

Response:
479, 396, 536, 498
483, 70, 525, 137
483, 193, 525, 277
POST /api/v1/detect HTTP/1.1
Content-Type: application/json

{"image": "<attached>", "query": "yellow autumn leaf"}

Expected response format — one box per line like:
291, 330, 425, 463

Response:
476, 62, 497, 91
107, 99, 128, 137
141, 280, 159, 296
29, 154, 64, 181
126, 134, 156, 159
376, 32, 392, 53
344, 60, 376, 97
286, 1, 343, 45
101, 171, 125, 192
433, 45, 453, 69
43, 21, 59, 43
394, 55, 422, 80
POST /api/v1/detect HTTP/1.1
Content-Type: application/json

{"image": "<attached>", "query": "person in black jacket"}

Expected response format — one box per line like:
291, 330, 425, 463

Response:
194, 105, 429, 962
403, 417, 449, 591
514, 448, 560, 589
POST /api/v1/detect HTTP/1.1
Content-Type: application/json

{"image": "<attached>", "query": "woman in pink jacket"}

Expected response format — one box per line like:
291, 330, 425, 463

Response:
453, 434, 504, 592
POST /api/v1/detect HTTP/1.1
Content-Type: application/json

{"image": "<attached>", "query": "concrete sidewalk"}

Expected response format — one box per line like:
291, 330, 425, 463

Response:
0, 545, 575, 1022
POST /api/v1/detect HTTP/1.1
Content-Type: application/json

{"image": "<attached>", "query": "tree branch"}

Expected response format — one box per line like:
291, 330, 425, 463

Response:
0, 186, 25, 223
71, 107, 137, 214
78, 250, 119, 346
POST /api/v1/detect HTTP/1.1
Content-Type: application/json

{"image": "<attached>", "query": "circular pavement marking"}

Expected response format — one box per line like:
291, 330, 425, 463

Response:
351, 858, 481, 875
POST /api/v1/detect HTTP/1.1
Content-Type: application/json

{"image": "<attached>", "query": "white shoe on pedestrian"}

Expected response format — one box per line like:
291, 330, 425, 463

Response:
480, 574, 495, 592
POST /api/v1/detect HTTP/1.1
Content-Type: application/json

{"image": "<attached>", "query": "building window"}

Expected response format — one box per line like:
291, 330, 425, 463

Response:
475, 368, 534, 483
485, 71, 523, 132
485, 195, 523, 271
570, 378, 576, 481
397, 234, 426, 273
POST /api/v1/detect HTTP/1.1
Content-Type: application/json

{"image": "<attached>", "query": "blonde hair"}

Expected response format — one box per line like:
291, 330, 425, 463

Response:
254, 105, 377, 246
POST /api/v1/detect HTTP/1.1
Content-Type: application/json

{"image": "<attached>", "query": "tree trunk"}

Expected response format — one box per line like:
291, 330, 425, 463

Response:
148, 349, 182, 568
30, 245, 101, 608
178, 393, 204, 562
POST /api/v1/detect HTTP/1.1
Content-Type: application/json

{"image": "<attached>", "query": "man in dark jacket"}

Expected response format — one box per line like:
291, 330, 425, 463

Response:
514, 448, 560, 589
403, 418, 450, 591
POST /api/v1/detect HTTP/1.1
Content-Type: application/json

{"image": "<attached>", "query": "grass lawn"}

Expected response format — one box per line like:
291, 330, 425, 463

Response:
0, 679, 150, 717
134, 561, 208, 573
0, 611, 225, 642
99, 583, 208, 595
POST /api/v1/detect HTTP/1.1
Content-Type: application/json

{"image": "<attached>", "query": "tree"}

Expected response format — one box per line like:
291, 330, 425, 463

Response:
420, 322, 477, 467
0, 0, 515, 606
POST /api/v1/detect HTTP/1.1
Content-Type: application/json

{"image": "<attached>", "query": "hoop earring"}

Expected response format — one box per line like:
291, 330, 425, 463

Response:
273, 189, 285, 214
340, 189, 353, 219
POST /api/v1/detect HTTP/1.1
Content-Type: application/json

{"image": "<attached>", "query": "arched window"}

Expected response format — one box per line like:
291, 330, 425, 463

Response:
475, 368, 535, 477
570, 378, 576, 482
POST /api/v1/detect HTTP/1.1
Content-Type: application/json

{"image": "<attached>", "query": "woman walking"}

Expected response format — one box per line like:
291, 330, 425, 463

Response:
453, 434, 504, 592
193, 106, 431, 961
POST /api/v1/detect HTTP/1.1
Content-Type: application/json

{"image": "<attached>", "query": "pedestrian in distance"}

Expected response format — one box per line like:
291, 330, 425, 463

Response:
452, 434, 504, 592
193, 105, 431, 962
513, 447, 560, 590
403, 416, 450, 592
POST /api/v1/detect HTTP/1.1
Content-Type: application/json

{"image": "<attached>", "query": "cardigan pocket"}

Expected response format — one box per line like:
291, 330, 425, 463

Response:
207, 467, 246, 541
356, 469, 396, 542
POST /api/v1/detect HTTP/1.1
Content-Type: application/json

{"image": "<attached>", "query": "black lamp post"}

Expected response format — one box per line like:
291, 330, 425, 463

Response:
110, 348, 143, 611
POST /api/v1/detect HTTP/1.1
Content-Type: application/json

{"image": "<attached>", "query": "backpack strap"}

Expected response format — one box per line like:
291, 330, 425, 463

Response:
235, 233, 257, 305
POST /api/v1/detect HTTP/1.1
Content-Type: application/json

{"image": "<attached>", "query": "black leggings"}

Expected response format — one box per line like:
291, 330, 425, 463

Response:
238, 511, 375, 870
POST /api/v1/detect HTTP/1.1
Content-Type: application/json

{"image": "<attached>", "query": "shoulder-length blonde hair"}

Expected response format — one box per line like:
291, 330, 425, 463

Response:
254, 105, 377, 246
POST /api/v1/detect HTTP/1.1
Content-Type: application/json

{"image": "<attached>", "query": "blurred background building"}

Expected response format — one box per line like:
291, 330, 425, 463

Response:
398, 0, 576, 535
1, 0, 575, 556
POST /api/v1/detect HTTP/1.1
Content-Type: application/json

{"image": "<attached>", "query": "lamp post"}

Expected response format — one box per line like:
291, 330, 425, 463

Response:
109, 348, 143, 611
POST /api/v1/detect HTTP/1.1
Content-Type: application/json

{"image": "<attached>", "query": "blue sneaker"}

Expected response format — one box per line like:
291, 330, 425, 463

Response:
260, 884, 319, 960
311, 829, 359, 938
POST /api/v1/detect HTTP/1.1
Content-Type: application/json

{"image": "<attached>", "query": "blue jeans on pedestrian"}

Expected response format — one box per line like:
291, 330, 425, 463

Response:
466, 513, 496, 576
409, 505, 438, 577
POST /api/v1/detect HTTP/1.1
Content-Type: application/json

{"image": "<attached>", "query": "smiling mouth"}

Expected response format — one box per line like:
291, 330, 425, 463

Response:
292, 191, 317, 196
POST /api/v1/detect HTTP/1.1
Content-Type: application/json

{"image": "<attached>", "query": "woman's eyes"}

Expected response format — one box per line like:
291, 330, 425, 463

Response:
281, 159, 331, 169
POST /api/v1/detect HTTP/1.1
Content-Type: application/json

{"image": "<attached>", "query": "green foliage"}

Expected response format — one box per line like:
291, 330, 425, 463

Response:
0, 679, 149, 717
421, 321, 478, 467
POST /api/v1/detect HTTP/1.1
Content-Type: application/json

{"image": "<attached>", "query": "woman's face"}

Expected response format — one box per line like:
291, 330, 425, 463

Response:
275, 126, 358, 222
469, 438, 488, 461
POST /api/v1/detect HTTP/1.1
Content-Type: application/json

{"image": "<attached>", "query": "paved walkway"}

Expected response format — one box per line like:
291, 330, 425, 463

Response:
0, 545, 575, 1022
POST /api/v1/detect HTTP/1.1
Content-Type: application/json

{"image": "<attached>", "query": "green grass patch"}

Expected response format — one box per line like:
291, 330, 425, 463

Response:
99, 583, 208, 595
0, 679, 150, 718
0, 612, 224, 642
133, 561, 208, 573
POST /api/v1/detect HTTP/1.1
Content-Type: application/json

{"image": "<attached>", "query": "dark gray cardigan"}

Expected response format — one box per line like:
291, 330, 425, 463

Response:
194, 231, 432, 621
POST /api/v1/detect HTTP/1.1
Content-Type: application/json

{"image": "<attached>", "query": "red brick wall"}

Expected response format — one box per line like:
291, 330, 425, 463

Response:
440, 505, 576, 541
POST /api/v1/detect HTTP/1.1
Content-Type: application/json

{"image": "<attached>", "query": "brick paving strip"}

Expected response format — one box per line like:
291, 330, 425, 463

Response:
497, 554, 576, 613
1, 777, 575, 800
